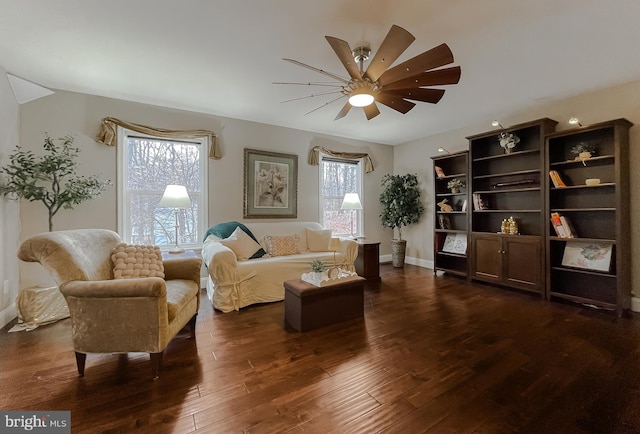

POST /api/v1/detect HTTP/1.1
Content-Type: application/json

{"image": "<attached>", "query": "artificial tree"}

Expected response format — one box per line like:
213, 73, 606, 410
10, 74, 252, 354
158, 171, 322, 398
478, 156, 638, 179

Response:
379, 173, 424, 267
0, 134, 111, 231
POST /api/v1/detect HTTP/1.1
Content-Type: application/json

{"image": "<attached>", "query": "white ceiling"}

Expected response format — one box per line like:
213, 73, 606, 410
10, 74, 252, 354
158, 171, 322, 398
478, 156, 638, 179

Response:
1, 0, 640, 145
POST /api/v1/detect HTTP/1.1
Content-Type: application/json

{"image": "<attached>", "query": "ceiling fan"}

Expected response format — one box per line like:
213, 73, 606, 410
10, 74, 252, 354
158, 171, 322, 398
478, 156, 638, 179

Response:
275, 24, 461, 120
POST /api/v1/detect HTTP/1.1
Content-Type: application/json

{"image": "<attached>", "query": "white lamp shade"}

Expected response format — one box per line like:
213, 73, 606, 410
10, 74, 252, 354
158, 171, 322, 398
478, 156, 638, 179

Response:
159, 185, 192, 208
341, 193, 362, 210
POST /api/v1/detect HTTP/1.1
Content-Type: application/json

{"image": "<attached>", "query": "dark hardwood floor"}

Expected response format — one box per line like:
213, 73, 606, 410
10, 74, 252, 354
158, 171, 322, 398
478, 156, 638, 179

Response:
2, 264, 640, 433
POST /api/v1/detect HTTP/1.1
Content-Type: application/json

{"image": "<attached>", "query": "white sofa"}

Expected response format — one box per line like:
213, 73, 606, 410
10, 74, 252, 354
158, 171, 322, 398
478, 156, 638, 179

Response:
201, 221, 358, 313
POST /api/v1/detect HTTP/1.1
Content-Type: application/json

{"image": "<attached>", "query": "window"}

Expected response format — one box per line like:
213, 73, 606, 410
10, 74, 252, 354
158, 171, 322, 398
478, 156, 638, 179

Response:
117, 128, 208, 250
319, 155, 363, 236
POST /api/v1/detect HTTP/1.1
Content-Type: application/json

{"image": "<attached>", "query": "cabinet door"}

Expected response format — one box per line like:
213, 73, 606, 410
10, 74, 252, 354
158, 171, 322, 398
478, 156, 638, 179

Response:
503, 236, 542, 292
472, 234, 502, 282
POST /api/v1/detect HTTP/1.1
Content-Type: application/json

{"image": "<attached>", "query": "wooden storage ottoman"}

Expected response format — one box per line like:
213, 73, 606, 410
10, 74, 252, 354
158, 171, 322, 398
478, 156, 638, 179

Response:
284, 278, 365, 332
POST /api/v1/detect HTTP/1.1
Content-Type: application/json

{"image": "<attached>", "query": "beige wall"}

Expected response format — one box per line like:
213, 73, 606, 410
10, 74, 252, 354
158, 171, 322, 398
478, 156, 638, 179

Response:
394, 78, 640, 299
11, 78, 640, 321
16, 90, 394, 290
0, 67, 21, 326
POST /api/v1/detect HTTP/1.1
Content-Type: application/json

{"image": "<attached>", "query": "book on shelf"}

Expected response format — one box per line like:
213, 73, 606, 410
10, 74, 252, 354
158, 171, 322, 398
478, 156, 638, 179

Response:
550, 212, 575, 238
472, 193, 488, 210
560, 215, 577, 238
442, 233, 467, 255
549, 170, 566, 188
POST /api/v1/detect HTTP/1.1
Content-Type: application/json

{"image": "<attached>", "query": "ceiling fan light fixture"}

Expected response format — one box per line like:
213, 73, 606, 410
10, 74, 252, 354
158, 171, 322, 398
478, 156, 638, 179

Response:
348, 90, 375, 107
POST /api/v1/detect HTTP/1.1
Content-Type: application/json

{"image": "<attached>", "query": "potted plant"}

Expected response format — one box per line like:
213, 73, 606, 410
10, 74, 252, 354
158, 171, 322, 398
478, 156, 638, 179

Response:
498, 131, 520, 154
570, 142, 596, 160
379, 173, 424, 267
310, 259, 327, 281
0, 134, 111, 231
447, 178, 465, 193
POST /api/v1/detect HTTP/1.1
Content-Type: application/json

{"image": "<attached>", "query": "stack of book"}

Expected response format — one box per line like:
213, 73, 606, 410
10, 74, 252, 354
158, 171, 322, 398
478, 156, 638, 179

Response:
472, 193, 488, 210
549, 170, 566, 188
550, 212, 576, 238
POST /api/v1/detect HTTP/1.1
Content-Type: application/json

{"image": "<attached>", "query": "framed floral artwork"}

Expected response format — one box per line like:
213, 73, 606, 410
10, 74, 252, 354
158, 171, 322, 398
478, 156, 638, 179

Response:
561, 241, 613, 273
244, 148, 298, 218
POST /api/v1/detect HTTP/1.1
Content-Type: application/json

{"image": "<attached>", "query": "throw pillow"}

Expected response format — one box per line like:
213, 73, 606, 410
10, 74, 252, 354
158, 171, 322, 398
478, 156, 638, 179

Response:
305, 228, 332, 251
220, 226, 264, 261
204, 221, 266, 259
263, 235, 299, 257
112, 243, 165, 279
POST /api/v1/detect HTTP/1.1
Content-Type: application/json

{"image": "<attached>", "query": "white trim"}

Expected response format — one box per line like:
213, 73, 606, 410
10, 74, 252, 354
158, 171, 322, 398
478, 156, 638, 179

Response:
632, 297, 640, 313
117, 128, 208, 249
405, 256, 433, 269
381, 255, 433, 269
318, 154, 364, 237
0, 302, 17, 329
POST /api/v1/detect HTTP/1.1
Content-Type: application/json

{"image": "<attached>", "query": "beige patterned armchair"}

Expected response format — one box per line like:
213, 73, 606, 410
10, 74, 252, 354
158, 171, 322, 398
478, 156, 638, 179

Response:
18, 229, 201, 379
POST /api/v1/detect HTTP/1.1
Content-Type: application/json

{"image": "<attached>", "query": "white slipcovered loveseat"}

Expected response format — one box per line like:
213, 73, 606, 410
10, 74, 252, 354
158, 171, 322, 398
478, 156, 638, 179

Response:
201, 221, 358, 313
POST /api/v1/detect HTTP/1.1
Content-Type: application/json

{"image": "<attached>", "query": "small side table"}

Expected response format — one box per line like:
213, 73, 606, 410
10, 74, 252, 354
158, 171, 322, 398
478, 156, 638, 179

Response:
355, 240, 381, 281
162, 249, 196, 261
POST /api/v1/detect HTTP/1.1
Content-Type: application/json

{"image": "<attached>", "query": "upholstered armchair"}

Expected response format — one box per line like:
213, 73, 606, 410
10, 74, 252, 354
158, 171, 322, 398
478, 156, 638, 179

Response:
17, 229, 202, 379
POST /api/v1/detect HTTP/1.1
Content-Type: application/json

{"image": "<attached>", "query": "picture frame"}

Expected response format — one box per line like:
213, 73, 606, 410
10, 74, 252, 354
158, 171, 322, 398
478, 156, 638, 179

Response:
438, 214, 451, 230
244, 148, 298, 218
442, 233, 467, 255
561, 241, 613, 272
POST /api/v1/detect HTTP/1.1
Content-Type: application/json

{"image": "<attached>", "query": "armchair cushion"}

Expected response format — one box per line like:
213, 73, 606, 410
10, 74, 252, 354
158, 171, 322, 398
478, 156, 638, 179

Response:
111, 243, 165, 279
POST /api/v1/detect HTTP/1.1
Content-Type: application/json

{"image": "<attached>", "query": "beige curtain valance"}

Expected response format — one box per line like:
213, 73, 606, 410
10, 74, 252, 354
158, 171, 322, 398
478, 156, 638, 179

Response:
96, 117, 221, 159
307, 146, 374, 173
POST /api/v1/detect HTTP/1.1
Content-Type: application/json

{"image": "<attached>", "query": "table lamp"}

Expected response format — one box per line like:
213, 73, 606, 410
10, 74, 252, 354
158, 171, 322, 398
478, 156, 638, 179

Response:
341, 193, 362, 239
159, 185, 192, 253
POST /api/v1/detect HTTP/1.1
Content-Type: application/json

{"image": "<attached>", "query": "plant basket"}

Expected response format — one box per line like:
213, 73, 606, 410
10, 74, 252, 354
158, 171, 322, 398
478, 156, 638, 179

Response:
391, 239, 407, 268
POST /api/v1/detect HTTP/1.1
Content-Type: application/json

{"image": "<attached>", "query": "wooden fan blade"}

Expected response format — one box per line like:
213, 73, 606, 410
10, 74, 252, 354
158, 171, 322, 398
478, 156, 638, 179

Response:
378, 43, 454, 87
363, 102, 381, 120
386, 88, 445, 104
375, 92, 416, 114
283, 58, 349, 84
364, 25, 415, 82
325, 36, 362, 80
382, 66, 461, 91
334, 101, 352, 120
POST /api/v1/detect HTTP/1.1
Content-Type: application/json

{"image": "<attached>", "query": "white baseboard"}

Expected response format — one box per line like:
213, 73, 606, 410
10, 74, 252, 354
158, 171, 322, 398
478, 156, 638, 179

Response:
632, 297, 640, 313
0, 302, 17, 329
404, 256, 433, 269
379, 255, 433, 269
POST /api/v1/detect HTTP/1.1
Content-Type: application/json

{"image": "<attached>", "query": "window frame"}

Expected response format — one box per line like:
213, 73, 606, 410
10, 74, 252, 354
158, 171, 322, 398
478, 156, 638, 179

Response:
116, 127, 209, 250
318, 154, 363, 237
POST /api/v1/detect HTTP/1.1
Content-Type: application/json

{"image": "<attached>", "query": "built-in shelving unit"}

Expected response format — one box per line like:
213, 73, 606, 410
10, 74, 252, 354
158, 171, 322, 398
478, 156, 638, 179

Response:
430, 117, 633, 316
467, 118, 558, 294
431, 151, 469, 277
545, 118, 632, 315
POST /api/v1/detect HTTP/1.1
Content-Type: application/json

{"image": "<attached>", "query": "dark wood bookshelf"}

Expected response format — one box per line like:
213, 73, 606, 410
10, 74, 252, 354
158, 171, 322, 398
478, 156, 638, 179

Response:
431, 150, 469, 277
468, 118, 558, 295
544, 118, 632, 315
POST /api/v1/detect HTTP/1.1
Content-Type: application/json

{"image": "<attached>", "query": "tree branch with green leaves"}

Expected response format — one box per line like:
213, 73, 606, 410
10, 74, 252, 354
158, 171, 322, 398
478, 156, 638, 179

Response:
0, 134, 111, 231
